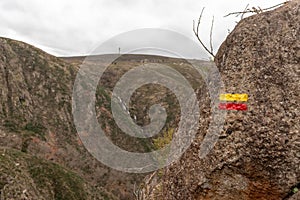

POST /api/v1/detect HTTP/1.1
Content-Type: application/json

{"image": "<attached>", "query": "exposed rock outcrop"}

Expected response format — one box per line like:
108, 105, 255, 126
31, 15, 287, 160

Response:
144, 1, 299, 199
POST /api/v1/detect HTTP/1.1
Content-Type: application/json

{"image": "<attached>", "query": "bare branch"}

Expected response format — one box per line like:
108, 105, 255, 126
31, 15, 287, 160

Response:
133, 182, 144, 200
193, 7, 215, 58
210, 16, 214, 54
224, 2, 287, 17
133, 182, 138, 198
240, 4, 249, 19
197, 8, 205, 35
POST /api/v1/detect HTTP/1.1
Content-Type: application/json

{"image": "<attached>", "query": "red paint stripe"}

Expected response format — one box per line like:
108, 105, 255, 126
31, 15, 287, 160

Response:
219, 103, 247, 111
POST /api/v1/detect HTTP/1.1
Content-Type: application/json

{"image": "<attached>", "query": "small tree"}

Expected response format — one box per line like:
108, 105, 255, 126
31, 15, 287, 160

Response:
193, 8, 215, 58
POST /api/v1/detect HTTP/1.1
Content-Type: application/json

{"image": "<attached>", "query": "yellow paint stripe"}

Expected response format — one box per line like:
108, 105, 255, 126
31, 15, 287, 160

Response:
220, 94, 248, 102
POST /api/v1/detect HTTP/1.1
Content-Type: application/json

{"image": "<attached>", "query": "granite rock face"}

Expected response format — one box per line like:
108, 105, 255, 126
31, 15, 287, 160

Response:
143, 1, 299, 199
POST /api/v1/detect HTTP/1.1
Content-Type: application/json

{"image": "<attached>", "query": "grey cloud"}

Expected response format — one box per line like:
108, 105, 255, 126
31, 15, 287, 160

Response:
0, 0, 286, 58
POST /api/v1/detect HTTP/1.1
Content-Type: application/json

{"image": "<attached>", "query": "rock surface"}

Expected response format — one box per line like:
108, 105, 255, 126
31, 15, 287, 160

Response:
143, 1, 299, 199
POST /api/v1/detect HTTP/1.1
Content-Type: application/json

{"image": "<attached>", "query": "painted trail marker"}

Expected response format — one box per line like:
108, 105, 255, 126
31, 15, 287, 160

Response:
219, 93, 248, 102
219, 93, 248, 111
219, 103, 247, 111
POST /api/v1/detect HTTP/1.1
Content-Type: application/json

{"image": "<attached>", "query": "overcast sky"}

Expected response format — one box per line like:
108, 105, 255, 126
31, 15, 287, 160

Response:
0, 0, 286, 59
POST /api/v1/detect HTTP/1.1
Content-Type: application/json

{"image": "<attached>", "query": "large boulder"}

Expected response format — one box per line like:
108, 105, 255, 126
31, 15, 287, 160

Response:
143, 1, 299, 199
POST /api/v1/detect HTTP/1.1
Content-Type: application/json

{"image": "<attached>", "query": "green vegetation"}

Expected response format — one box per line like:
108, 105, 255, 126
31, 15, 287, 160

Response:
96, 86, 111, 107
24, 122, 46, 136
153, 128, 174, 150
293, 187, 299, 194
28, 157, 87, 200
3, 120, 18, 132
21, 122, 47, 151
152, 128, 175, 174
0, 148, 114, 200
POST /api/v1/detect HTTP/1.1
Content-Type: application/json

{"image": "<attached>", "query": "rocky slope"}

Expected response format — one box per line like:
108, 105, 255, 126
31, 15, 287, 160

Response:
0, 148, 116, 200
143, 1, 299, 199
0, 36, 209, 199
0, 37, 144, 199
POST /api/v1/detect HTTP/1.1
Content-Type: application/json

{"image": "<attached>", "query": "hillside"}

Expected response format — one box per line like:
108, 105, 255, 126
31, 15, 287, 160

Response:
0, 148, 116, 200
0, 36, 213, 199
0, 37, 145, 199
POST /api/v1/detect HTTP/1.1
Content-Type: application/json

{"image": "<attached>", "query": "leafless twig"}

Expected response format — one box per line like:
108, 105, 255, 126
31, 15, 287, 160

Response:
224, 2, 287, 17
210, 16, 214, 54
193, 7, 215, 58
133, 182, 144, 200
240, 4, 249, 19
